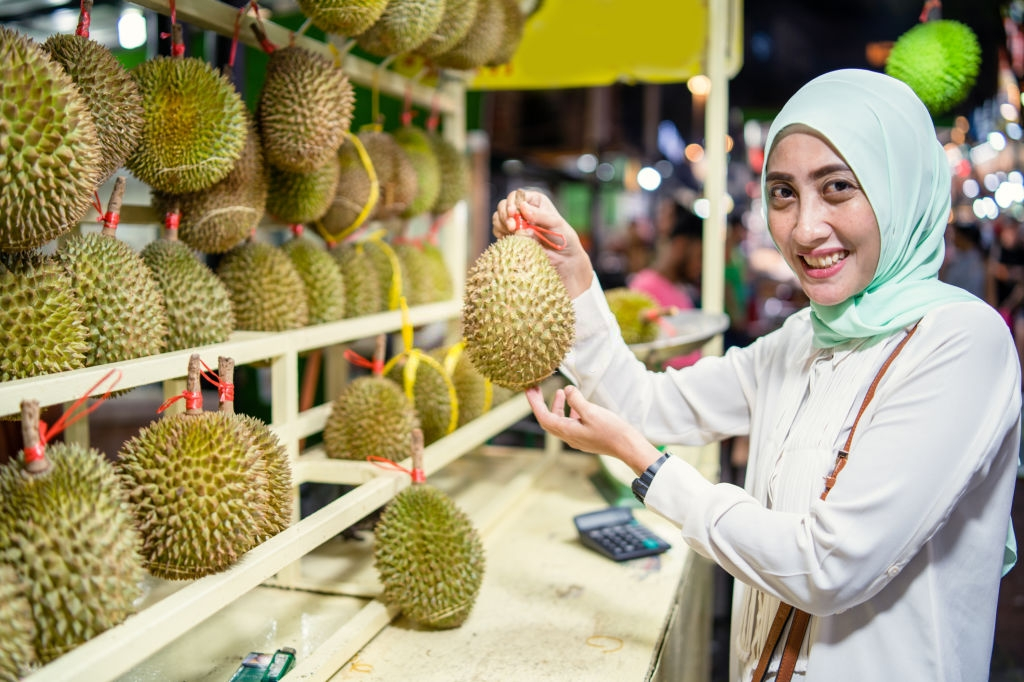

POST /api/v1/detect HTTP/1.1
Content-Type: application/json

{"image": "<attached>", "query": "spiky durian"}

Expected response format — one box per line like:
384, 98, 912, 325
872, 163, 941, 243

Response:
393, 125, 441, 218
485, 0, 525, 67
217, 238, 309, 332
42, 8, 144, 183
394, 241, 437, 306
332, 241, 384, 317
0, 251, 89, 384
295, 0, 390, 37
605, 287, 661, 345
361, 236, 405, 311
355, 0, 446, 57
414, 0, 480, 58
359, 129, 418, 221
118, 356, 291, 580
0, 563, 37, 680
140, 219, 236, 351
431, 0, 505, 70
266, 156, 340, 226
128, 48, 248, 194
0, 401, 145, 665
151, 116, 267, 255
385, 348, 457, 445
462, 235, 575, 390
422, 241, 455, 301
427, 130, 469, 214
281, 230, 347, 325
431, 342, 491, 426
885, 19, 981, 116
315, 135, 379, 244
0, 25, 103, 252
256, 36, 355, 174
323, 372, 420, 462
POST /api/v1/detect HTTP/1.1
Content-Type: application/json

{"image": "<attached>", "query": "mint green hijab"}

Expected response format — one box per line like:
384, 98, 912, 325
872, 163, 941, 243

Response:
762, 69, 976, 349
763, 69, 1015, 575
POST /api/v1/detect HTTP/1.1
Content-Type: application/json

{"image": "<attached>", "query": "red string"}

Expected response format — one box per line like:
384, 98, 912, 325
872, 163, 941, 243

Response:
401, 80, 415, 127
427, 212, 446, 245
102, 211, 119, 232
512, 213, 567, 250
165, 210, 180, 231
198, 359, 235, 403
228, 4, 246, 69
291, 224, 304, 237
426, 86, 441, 133
919, 0, 941, 22
92, 191, 103, 219
343, 348, 384, 376
367, 455, 425, 483
24, 369, 123, 463
158, 390, 202, 413
75, 0, 90, 38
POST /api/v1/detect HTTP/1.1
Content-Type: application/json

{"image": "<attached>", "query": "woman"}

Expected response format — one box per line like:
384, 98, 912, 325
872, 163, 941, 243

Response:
493, 69, 1021, 681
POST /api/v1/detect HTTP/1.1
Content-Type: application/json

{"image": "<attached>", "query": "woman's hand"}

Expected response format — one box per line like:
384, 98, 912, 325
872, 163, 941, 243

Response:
492, 189, 595, 299
525, 385, 663, 476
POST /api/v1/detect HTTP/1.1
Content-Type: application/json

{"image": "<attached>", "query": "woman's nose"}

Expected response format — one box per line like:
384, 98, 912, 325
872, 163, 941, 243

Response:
793, 199, 830, 244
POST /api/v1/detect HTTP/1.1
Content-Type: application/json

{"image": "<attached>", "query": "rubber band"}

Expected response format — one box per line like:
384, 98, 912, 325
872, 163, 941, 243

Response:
75, 0, 90, 38
23, 440, 46, 465
367, 455, 425, 483
512, 213, 567, 250
344, 348, 384, 376
158, 390, 201, 413
197, 358, 234, 403
102, 211, 119, 232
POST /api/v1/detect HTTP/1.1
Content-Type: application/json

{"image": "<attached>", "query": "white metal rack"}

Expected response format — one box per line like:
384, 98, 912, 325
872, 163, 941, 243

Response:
2, 1, 546, 679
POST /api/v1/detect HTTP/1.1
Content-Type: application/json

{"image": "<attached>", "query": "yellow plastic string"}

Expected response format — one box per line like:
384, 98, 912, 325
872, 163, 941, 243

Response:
368, 230, 403, 310
444, 340, 493, 414
313, 131, 380, 244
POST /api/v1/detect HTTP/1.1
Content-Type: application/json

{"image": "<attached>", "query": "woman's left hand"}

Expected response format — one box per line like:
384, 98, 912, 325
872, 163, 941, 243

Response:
525, 385, 663, 475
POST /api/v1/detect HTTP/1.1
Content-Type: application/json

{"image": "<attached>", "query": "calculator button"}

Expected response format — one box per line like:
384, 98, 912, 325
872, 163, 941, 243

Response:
642, 538, 659, 549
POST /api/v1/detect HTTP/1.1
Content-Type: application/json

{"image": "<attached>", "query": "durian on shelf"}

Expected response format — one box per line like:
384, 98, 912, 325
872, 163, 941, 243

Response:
605, 287, 669, 345
356, 0, 447, 57
217, 235, 310, 332
282, 224, 347, 325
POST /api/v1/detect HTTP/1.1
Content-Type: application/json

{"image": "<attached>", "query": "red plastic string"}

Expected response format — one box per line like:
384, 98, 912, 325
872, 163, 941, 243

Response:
291, 224, 304, 237
165, 210, 180, 231
92, 191, 103, 218
343, 348, 384, 376
24, 368, 123, 463
157, 390, 202, 413
512, 213, 567, 250
426, 85, 441, 133
228, 4, 246, 68
102, 211, 119, 232
198, 359, 235, 403
367, 455, 426, 483
427, 213, 446, 245
401, 80, 415, 127
75, 0, 90, 38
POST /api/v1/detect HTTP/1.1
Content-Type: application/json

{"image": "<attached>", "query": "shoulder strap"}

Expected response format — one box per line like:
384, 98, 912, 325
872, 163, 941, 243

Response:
751, 323, 919, 682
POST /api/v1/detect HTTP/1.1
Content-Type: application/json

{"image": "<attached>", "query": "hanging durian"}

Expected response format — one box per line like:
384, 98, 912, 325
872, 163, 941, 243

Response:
605, 287, 663, 345
315, 133, 380, 244
355, 0, 446, 57
0, 563, 36, 680
282, 225, 347, 325
42, 0, 144, 184
426, 129, 469, 215
253, 22, 355, 174
362, 234, 405, 311
140, 205, 236, 351
421, 239, 455, 302
431, 340, 492, 427
58, 176, 170, 367
414, 0, 480, 58
359, 128, 418, 222
430, 0, 506, 71
217, 236, 310, 332
331, 240, 384, 317
117, 354, 290, 580
484, 0, 526, 67
0, 24, 103, 252
394, 240, 438, 306
265, 155, 341, 226
127, 25, 247, 194
393, 123, 442, 219
323, 336, 421, 462
295, 0, 390, 37
0, 397, 145, 665
374, 429, 485, 629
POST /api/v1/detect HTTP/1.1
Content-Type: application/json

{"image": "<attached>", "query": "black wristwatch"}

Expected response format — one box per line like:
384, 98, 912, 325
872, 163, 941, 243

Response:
632, 452, 671, 504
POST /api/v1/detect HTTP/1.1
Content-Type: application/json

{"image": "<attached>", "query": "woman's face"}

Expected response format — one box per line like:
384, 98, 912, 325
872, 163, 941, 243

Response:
765, 131, 881, 307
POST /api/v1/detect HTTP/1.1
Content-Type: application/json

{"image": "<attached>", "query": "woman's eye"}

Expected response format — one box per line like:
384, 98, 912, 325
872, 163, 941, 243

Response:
768, 185, 793, 200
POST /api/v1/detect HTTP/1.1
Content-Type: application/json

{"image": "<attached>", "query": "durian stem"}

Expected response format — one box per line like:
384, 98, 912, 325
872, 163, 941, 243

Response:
185, 354, 203, 415
20, 400, 50, 475
170, 24, 184, 58
372, 335, 387, 376
217, 357, 235, 414
101, 176, 127, 237
163, 201, 181, 242
410, 428, 425, 483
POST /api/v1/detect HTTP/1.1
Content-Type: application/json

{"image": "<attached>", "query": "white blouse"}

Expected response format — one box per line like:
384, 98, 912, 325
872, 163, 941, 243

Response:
560, 276, 1021, 682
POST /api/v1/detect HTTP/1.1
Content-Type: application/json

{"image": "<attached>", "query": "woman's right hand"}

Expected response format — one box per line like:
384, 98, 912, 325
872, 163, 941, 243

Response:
492, 188, 595, 299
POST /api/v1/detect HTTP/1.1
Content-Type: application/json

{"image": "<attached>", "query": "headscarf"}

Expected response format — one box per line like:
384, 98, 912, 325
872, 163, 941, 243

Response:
761, 68, 976, 349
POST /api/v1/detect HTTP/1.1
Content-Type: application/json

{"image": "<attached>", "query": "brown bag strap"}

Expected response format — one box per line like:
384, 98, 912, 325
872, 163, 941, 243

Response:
751, 323, 919, 682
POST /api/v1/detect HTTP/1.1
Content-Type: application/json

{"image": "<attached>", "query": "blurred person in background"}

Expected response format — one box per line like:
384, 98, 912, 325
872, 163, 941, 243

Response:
987, 218, 1024, 381
940, 221, 987, 300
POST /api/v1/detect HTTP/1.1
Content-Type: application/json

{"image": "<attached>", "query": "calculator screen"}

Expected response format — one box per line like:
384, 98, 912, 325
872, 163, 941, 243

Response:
573, 506, 633, 532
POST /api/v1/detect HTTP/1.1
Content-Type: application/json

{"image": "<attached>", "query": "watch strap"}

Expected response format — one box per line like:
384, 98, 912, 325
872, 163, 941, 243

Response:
632, 451, 670, 503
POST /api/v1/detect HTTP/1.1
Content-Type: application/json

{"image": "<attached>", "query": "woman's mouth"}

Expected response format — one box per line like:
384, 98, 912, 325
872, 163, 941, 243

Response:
800, 250, 848, 277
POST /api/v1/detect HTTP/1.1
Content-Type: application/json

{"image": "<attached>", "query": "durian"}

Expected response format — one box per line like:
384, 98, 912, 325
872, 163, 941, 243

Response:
0, 24, 103, 252
127, 27, 248, 194
59, 177, 170, 367
0, 399, 145, 664
394, 240, 438, 306
332, 240, 384, 317
427, 130, 469, 215
281, 227, 347, 325
362, 235, 405, 311
384, 316, 458, 445
462, 234, 575, 390
266, 155, 341, 226
432, 341, 491, 427
485, 0, 525, 67
315, 134, 379, 244
422, 240, 455, 301
140, 207, 236, 351
431, 0, 506, 70
42, 0, 144, 183
885, 19, 981, 116
605, 287, 662, 345
374, 430, 485, 629
217, 237, 310, 332
359, 129, 418, 222
295, 0, 390, 37
414, 0, 480, 58
0, 563, 37, 680
117, 354, 291, 580
355, 0, 446, 57
393, 124, 442, 218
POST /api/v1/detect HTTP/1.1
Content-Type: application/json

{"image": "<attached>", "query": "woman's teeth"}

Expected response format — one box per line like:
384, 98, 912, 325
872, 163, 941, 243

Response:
803, 251, 847, 268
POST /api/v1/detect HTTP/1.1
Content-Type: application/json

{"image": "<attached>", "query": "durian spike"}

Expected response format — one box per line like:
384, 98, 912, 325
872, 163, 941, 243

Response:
76, 0, 93, 38
185, 353, 203, 415
100, 176, 126, 237
20, 399, 51, 475
410, 427, 425, 483
217, 356, 235, 414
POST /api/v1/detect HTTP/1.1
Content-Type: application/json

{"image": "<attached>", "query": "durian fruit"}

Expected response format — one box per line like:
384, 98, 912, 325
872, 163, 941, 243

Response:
430, 0, 506, 70
127, 26, 248, 194
332, 240, 384, 317
0, 563, 37, 680
362, 235, 405, 311
41, 0, 144, 183
885, 18, 981, 116
414, 0, 480, 58
254, 24, 355, 174
485, 0, 525, 67
281, 226, 347, 325
355, 0, 446, 57
0, 24, 103, 252
323, 336, 421, 462
315, 134, 380, 244
394, 124, 441, 219
151, 112, 267, 255
117, 354, 291, 579
0, 399, 145, 664
0, 250, 90, 384
605, 287, 662, 345
431, 341, 492, 427
59, 177, 170, 367
359, 129, 418, 221
265, 155, 341, 226
422, 240, 455, 301
140, 207, 236, 351
374, 429, 485, 629
394, 240, 437, 306
462, 234, 575, 390
217, 236, 310, 331
427, 130, 469, 215
295, 0, 390, 36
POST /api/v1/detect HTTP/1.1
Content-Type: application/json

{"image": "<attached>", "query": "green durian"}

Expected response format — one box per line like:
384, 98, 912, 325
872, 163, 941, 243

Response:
0, 25, 103, 252
331, 241, 384, 317
266, 156, 341, 226
422, 241, 455, 301
414, 0, 480, 58
427, 130, 469, 214
393, 125, 441, 218
431, 342, 491, 427
431, 0, 506, 70
0, 251, 89, 384
128, 48, 248, 194
315, 135, 379, 244
140, 218, 236, 352
296, 0, 390, 36
362, 237, 404, 311
281, 230, 347, 325
0, 563, 37, 680
217, 238, 309, 332
0, 401, 145, 664
385, 348, 458, 445
462, 235, 575, 390
485, 0, 525, 67
355, 0, 446, 57
359, 129, 418, 222
885, 19, 981, 116
394, 241, 437, 306
605, 287, 661, 345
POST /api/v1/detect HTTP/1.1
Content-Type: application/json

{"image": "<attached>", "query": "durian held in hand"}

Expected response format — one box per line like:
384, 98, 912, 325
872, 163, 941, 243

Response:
462, 189, 575, 391
373, 429, 485, 630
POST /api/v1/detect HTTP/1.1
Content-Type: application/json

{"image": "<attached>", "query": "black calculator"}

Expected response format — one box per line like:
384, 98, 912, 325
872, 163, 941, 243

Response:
573, 506, 671, 561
